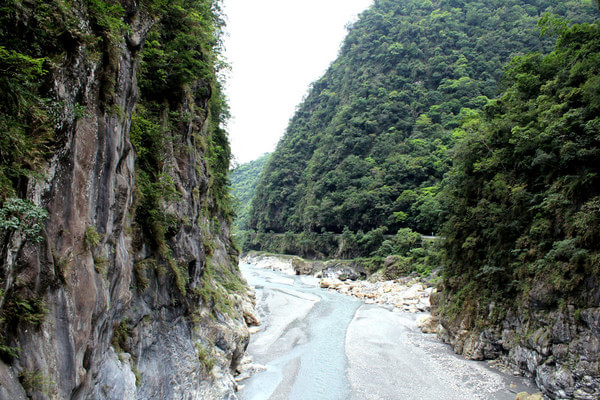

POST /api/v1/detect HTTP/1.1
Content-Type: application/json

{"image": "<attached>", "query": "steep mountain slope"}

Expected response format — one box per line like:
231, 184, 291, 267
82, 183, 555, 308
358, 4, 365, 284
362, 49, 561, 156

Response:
247, 0, 598, 257
433, 14, 600, 398
0, 1, 250, 398
230, 153, 270, 232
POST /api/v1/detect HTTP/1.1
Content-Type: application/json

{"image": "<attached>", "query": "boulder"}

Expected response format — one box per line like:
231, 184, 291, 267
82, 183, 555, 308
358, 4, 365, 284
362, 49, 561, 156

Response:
417, 315, 439, 334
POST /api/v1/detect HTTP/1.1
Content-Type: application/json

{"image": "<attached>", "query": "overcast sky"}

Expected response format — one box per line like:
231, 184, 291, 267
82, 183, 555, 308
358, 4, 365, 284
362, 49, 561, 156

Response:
222, 0, 373, 165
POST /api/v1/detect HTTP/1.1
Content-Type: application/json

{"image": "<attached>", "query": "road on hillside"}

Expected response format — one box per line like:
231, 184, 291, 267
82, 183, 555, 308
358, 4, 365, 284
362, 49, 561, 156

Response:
237, 263, 538, 400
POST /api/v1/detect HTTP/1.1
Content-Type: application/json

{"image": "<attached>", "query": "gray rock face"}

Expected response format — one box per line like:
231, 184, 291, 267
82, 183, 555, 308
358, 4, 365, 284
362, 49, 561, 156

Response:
432, 290, 600, 400
0, 3, 249, 399
89, 348, 137, 399
321, 260, 367, 281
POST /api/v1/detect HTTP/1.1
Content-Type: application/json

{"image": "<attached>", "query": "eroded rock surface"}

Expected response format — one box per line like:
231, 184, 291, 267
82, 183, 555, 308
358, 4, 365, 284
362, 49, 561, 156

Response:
0, 2, 250, 399
431, 291, 600, 400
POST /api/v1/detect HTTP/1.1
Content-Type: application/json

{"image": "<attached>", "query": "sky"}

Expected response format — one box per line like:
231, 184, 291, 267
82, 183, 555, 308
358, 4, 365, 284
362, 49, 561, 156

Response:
222, 0, 374, 165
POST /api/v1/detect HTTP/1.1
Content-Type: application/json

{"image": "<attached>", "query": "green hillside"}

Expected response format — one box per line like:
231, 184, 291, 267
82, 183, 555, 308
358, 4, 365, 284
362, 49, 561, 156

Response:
432, 14, 600, 397
247, 0, 598, 258
439, 14, 600, 330
242, 2, 600, 395
231, 153, 270, 231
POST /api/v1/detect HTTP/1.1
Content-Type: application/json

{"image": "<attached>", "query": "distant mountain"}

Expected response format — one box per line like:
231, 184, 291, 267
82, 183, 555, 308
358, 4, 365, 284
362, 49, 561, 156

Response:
231, 153, 270, 231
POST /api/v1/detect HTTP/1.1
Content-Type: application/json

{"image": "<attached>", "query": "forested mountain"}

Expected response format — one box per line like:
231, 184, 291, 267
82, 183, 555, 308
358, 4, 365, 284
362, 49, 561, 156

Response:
231, 153, 270, 231
244, 2, 600, 393
441, 16, 600, 313
247, 0, 598, 257
434, 15, 600, 397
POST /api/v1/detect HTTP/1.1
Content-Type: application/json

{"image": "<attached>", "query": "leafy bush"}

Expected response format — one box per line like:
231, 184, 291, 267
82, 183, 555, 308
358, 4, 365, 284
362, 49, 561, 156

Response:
0, 198, 48, 242
4, 295, 48, 326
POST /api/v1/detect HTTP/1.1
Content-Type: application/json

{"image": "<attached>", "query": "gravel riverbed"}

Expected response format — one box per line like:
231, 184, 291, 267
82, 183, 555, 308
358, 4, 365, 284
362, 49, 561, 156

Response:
236, 257, 542, 399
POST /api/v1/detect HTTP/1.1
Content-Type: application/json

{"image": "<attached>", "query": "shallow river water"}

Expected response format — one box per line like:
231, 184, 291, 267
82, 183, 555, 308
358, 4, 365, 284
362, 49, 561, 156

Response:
238, 263, 538, 400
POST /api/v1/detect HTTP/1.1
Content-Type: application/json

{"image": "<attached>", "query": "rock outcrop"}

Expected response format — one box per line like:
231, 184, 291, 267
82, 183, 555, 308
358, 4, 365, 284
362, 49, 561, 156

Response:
320, 277, 433, 313
240, 253, 298, 275
431, 291, 600, 400
0, 1, 251, 399
241, 251, 370, 280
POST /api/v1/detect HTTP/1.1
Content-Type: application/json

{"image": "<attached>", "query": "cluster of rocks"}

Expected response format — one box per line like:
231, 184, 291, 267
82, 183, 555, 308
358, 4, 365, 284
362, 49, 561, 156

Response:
242, 252, 436, 313
319, 277, 434, 313
234, 353, 265, 387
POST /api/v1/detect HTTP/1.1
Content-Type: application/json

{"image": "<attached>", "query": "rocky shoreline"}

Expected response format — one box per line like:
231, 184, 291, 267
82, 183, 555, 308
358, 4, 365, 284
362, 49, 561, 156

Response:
241, 252, 434, 313
319, 278, 434, 313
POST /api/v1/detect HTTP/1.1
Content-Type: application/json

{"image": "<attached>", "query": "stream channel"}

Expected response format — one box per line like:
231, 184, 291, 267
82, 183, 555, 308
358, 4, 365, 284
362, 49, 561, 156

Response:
237, 262, 539, 400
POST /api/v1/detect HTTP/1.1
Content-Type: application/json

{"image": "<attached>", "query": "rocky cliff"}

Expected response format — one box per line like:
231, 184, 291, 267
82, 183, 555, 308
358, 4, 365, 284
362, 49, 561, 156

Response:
0, 1, 251, 399
431, 292, 599, 400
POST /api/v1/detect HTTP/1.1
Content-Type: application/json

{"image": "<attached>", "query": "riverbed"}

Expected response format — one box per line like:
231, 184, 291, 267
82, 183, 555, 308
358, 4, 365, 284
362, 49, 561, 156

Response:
237, 263, 538, 400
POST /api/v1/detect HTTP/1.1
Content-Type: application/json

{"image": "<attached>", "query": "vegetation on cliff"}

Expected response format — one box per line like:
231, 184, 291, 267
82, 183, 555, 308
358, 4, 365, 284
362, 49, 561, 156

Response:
246, 0, 598, 259
0, 0, 233, 211
131, 0, 237, 295
430, 12, 600, 397
438, 13, 600, 327
0, 0, 237, 302
0, 0, 247, 397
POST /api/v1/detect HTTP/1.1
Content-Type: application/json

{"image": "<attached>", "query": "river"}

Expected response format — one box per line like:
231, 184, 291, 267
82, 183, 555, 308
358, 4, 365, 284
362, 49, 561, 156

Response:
237, 263, 538, 400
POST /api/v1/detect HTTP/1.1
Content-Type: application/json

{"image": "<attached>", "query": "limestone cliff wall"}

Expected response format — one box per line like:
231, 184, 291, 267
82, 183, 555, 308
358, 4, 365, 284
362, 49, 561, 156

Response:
0, 2, 250, 399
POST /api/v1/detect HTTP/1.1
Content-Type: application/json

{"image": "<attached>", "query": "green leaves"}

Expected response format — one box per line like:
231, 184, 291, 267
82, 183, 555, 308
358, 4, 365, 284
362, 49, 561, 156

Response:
537, 13, 570, 39
88, 0, 128, 38
0, 198, 48, 243
139, 0, 226, 104
0, 46, 51, 198
440, 16, 600, 317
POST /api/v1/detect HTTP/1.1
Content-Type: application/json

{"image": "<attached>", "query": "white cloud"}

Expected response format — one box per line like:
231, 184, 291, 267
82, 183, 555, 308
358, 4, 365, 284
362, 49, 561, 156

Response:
222, 0, 373, 164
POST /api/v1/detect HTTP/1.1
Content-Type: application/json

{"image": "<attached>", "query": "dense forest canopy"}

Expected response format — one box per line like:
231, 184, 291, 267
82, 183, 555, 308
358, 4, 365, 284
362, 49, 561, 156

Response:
432, 11, 600, 397
247, 0, 599, 252
439, 13, 600, 315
